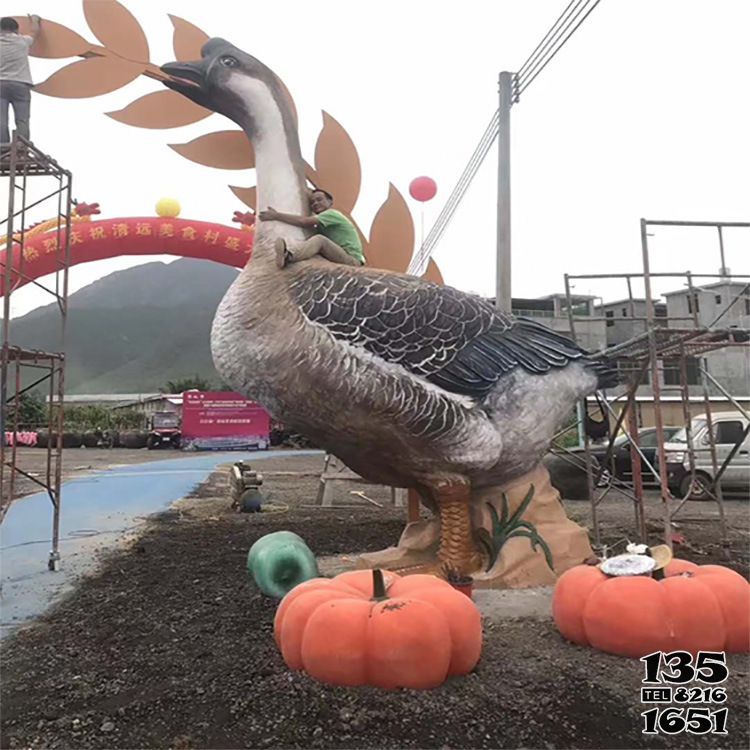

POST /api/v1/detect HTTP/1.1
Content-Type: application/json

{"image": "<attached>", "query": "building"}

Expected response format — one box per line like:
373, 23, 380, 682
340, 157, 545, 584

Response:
49, 393, 184, 416
594, 299, 668, 347
493, 283, 748, 402
111, 393, 183, 417
664, 280, 750, 328
663, 281, 750, 397
505, 294, 608, 353
48, 393, 161, 408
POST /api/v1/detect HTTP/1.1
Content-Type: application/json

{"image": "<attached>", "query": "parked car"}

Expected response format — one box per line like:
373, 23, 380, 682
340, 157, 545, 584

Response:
663, 411, 750, 500
588, 426, 682, 486
546, 426, 681, 499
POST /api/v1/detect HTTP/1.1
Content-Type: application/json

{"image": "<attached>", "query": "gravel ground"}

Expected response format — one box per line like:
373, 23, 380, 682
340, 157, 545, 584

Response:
1, 453, 748, 750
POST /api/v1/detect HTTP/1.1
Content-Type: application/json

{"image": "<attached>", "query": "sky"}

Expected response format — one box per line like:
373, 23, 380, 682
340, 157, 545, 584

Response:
3, 0, 749, 318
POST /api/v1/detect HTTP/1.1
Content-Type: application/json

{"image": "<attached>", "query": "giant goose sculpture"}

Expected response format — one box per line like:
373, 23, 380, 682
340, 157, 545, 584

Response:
161, 41, 617, 577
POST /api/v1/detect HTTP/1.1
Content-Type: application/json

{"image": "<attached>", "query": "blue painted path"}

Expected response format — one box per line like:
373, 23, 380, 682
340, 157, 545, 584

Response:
0, 449, 322, 639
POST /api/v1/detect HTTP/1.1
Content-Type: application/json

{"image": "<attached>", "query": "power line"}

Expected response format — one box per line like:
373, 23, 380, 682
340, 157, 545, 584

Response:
408, 112, 500, 276
412, 0, 603, 275
517, 0, 590, 82
517, 0, 602, 95
409, 112, 499, 275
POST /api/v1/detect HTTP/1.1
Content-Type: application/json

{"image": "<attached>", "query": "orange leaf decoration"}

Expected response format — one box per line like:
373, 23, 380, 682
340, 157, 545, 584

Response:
366, 184, 414, 273
303, 161, 318, 185
314, 112, 361, 215
230, 186, 257, 212
169, 131, 255, 170
35, 57, 144, 98
12, 17, 90, 59
422, 259, 445, 285
83, 0, 149, 63
169, 14, 209, 62
107, 90, 211, 129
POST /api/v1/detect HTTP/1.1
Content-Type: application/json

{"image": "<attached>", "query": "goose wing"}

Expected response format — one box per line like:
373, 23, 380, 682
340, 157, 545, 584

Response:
289, 267, 590, 399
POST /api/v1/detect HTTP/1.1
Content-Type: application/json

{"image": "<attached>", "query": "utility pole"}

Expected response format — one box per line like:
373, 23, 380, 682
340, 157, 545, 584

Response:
496, 71, 513, 313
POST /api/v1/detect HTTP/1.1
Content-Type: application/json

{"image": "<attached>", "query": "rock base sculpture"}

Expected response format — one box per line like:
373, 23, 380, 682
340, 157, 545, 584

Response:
357, 464, 593, 589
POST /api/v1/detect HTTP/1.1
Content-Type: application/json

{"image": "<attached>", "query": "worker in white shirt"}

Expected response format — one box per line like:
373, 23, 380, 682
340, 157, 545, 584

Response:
0, 15, 42, 145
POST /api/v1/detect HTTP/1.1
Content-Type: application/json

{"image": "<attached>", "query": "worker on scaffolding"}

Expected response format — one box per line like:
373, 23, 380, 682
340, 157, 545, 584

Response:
0, 15, 42, 147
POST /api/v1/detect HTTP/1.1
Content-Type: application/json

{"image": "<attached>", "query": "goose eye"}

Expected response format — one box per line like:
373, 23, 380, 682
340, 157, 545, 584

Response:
220, 56, 238, 67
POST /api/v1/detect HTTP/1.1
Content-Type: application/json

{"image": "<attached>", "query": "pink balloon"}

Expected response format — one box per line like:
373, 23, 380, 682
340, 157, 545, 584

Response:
409, 176, 437, 202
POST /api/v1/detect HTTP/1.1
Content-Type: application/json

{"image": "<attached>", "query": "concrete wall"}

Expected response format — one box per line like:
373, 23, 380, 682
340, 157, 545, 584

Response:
702, 348, 750, 397
664, 283, 750, 397
665, 282, 750, 328
600, 301, 650, 346
545, 316, 608, 353
506, 295, 608, 353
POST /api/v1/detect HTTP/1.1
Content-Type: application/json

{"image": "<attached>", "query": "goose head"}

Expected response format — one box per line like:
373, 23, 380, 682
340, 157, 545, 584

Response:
161, 39, 308, 240
161, 38, 297, 144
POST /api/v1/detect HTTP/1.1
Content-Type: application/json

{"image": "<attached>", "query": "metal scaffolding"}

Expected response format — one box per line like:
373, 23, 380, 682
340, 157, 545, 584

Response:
557, 218, 749, 554
0, 134, 72, 570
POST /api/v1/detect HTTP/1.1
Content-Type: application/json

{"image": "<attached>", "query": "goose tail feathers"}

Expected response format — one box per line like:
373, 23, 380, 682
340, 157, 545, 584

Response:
585, 358, 621, 390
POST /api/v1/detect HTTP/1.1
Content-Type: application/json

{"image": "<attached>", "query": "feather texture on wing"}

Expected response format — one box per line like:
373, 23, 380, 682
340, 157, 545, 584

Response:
290, 268, 592, 399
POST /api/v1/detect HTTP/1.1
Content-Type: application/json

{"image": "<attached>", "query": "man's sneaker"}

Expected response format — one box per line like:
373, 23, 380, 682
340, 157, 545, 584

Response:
274, 237, 292, 269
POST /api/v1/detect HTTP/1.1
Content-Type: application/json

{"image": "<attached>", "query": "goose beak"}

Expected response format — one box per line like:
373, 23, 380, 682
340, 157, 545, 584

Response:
160, 38, 260, 125
160, 59, 211, 107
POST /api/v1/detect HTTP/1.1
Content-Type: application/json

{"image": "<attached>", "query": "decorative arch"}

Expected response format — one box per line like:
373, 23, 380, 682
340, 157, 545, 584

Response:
0, 217, 253, 291
8, 7, 446, 287
1, 215, 444, 292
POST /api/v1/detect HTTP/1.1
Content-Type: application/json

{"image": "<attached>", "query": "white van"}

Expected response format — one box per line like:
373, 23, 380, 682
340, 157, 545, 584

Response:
663, 411, 750, 499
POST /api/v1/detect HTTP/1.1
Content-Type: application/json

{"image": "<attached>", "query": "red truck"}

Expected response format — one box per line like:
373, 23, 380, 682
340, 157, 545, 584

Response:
146, 411, 181, 449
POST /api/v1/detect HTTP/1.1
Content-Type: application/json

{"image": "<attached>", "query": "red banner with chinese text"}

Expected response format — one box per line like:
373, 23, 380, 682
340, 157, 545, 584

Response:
0, 217, 254, 292
181, 390, 270, 451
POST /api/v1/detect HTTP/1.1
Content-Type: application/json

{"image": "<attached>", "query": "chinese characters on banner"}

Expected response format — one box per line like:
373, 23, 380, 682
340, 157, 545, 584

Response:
2, 217, 253, 291
181, 391, 270, 451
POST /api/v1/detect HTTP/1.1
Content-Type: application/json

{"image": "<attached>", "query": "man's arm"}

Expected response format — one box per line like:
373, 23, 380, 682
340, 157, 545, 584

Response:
27, 14, 41, 41
258, 206, 317, 228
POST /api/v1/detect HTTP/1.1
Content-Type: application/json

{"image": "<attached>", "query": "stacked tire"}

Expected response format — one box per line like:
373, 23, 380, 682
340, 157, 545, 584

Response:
120, 430, 148, 449
82, 431, 99, 448
35, 431, 83, 449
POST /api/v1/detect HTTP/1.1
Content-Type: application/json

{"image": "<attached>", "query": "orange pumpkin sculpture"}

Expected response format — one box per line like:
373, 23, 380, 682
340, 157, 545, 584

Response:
274, 568, 482, 689
553, 558, 750, 658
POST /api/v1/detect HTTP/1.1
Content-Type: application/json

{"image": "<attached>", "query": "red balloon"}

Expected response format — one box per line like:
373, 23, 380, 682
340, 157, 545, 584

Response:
409, 176, 437, 202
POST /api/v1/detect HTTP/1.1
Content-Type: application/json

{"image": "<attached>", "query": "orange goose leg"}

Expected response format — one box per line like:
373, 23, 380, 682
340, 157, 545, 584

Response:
434, 481, 483, 575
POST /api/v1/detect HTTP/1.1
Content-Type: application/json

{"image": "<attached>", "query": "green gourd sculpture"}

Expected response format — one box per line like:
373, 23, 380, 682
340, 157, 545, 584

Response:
246, 531, 319, 598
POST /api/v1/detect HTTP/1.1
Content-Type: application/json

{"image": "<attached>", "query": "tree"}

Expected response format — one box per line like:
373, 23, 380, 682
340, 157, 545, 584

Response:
6, 391, 47, 430
161, 375, 213, 393
63, 404, 113, 431
111, 408, 146, 430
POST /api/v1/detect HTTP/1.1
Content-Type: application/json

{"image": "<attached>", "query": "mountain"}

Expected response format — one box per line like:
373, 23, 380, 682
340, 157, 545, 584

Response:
7, 259, 239, 393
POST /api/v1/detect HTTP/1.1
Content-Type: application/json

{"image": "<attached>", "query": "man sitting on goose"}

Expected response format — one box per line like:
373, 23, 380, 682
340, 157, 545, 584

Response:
259, 187, 366, 269
161, 40, 619, 576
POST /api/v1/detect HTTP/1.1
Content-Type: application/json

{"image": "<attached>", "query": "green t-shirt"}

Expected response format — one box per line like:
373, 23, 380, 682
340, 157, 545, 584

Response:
315, 209, 365, 264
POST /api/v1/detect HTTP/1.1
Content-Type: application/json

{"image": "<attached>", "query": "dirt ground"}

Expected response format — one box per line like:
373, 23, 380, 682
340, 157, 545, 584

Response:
1, 452, 748, 750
